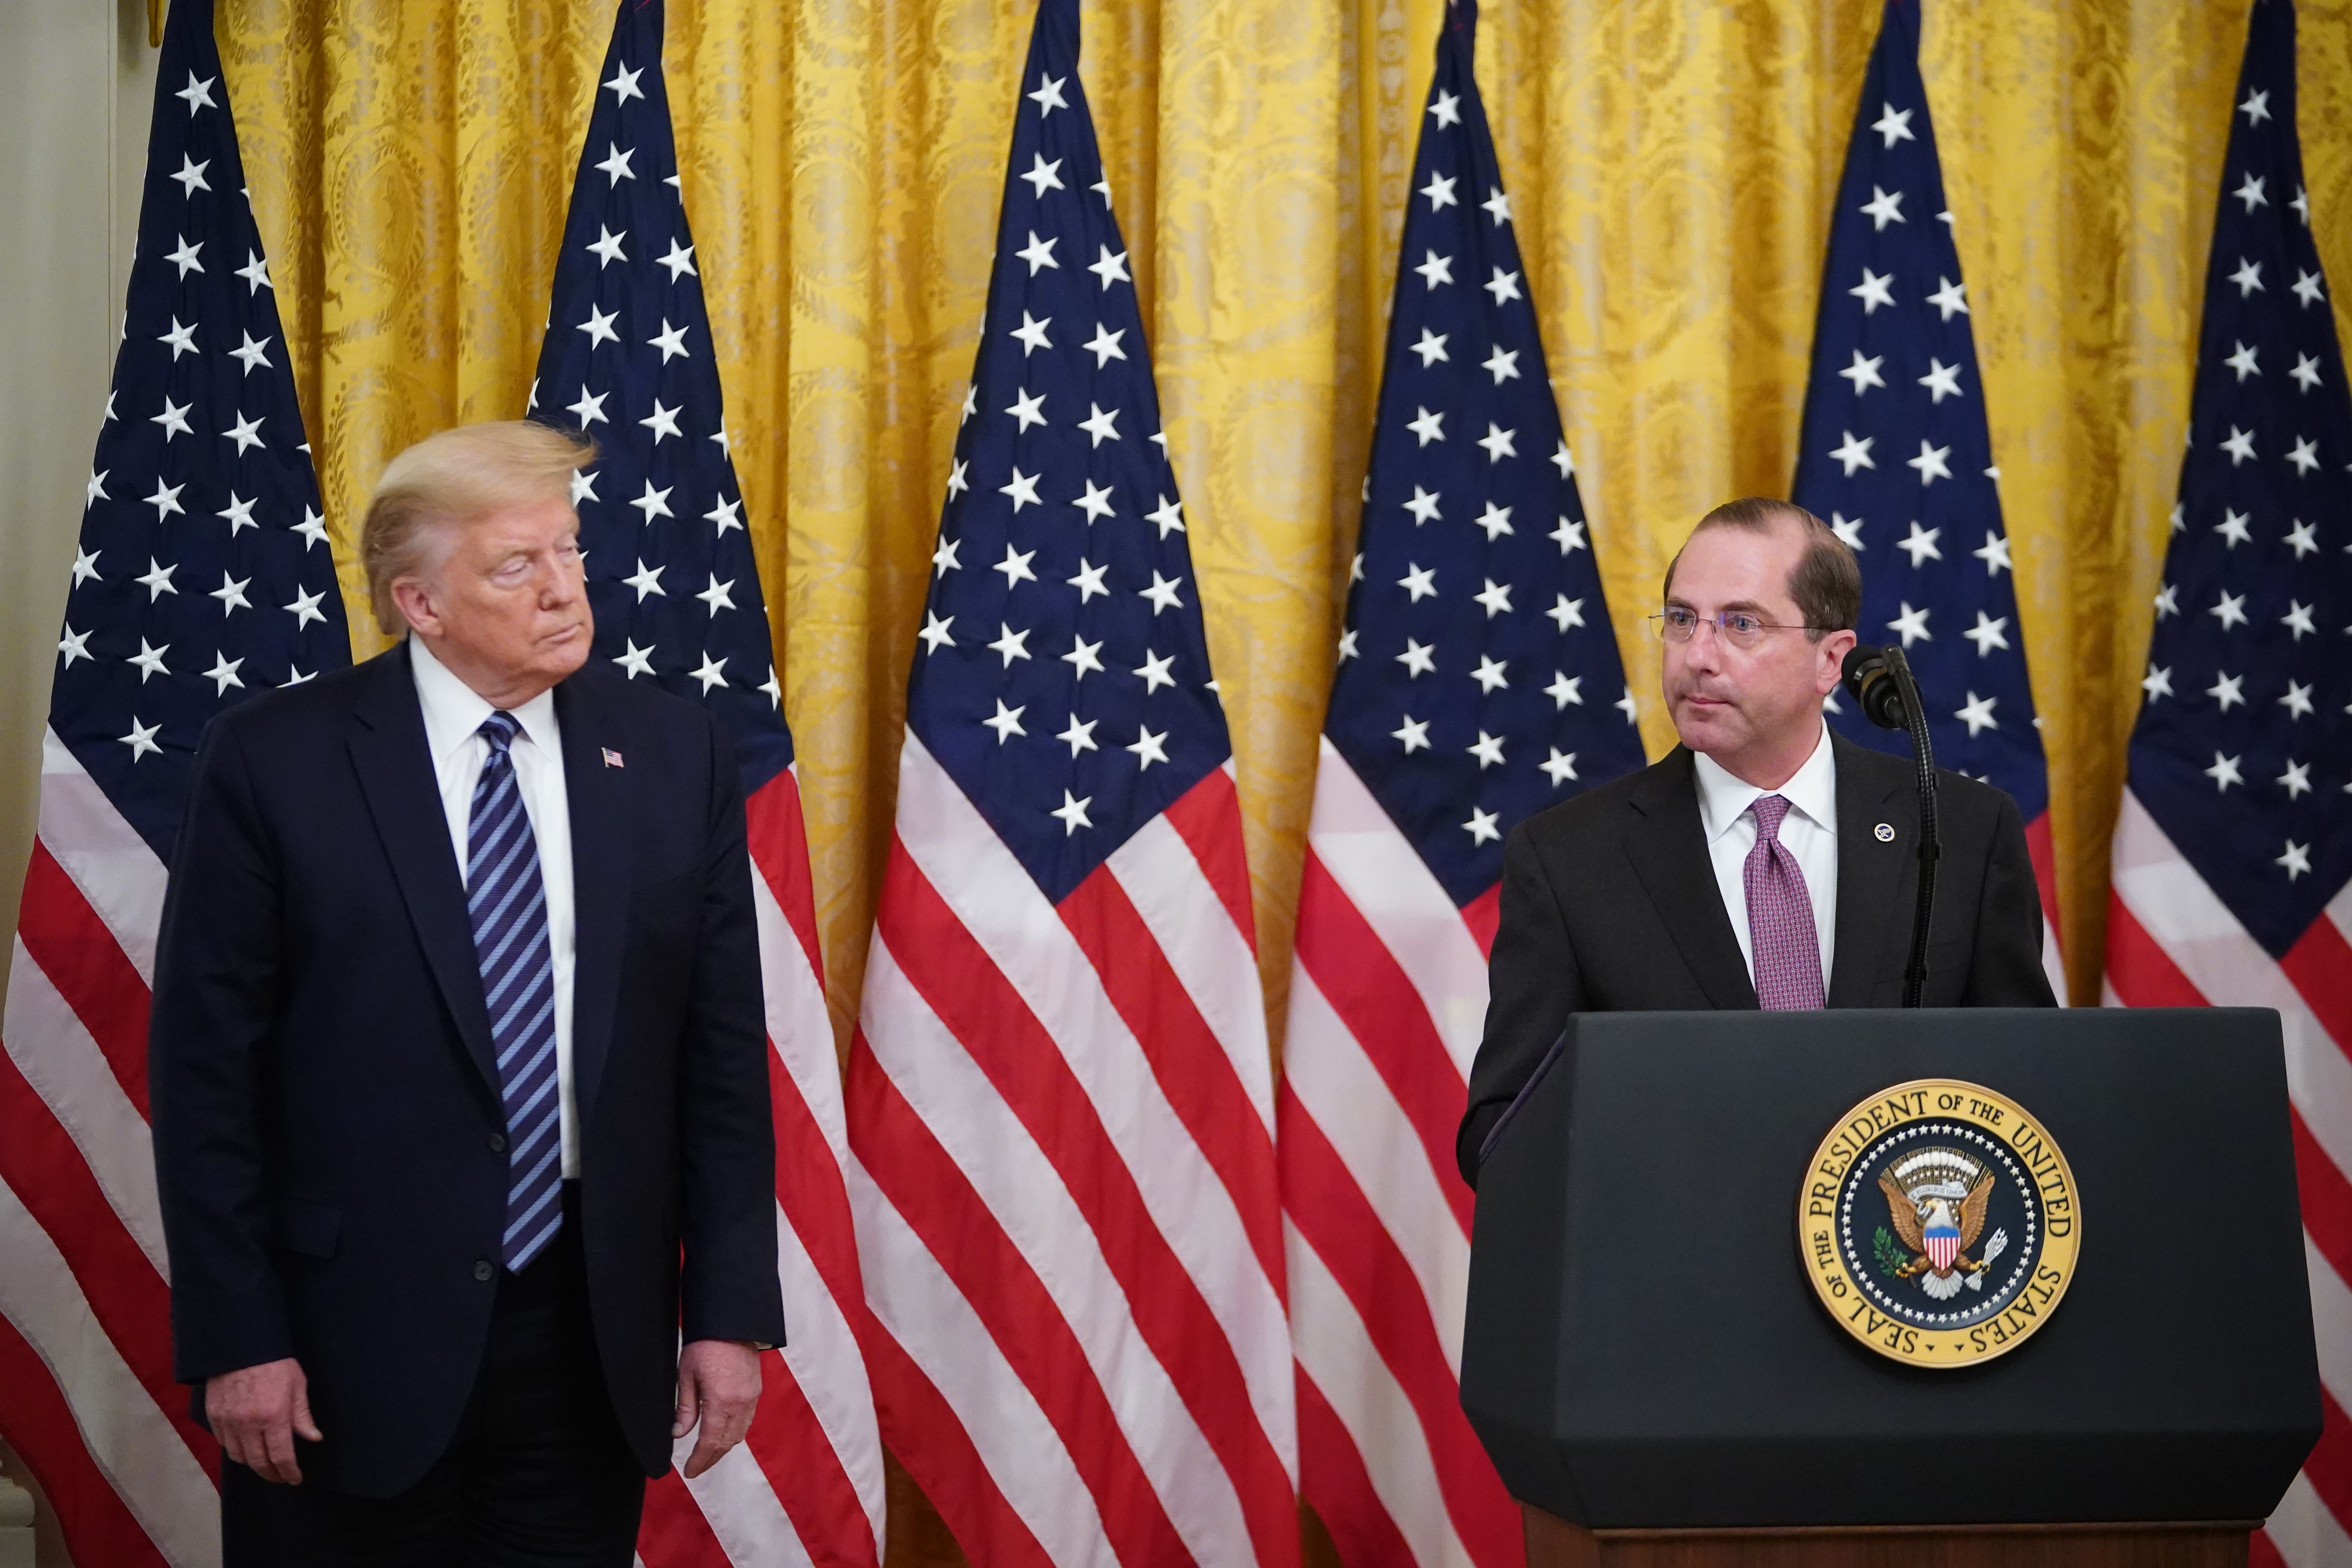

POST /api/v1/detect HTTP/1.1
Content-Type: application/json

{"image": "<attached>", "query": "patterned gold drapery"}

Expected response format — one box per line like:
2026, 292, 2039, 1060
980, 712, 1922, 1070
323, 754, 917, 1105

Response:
217, 0, 2349, 1560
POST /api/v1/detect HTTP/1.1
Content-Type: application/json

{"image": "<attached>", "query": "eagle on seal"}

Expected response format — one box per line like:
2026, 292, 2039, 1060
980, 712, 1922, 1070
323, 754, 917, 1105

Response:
1879, 1156, 1997, 1302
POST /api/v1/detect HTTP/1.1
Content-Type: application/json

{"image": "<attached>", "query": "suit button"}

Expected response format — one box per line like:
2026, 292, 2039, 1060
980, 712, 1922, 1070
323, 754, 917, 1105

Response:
473, 1260, 494, 1282
488, 1133, 508, 1153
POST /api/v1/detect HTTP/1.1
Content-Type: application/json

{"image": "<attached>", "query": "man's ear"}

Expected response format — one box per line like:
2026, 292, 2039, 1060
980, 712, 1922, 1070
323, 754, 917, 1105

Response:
390, 577, 441, 639
1815, 628, 1858, 696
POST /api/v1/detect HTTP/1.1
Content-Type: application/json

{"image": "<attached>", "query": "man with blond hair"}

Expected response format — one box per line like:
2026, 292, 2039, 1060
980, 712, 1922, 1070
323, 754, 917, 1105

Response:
1459, 498, 2054, 1182
150, 421, 785, 1563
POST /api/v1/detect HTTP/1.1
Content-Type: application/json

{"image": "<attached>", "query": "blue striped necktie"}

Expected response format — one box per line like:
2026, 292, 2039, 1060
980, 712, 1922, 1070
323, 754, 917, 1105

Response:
466, 711, 564, 1271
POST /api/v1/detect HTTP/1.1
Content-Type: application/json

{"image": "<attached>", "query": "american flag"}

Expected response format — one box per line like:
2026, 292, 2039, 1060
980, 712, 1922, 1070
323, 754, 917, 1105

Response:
839, 0, 1298, 1561
1278, 3, 1644, 1563
1789, 0, 2063, 998
2102, 3, 2352, 1564
524, 3, 885, 1563
0, 0, 350, 1559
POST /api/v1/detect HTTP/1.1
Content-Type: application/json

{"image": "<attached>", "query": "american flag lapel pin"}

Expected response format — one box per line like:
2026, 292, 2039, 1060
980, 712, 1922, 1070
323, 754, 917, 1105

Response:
602, 748, 624, 769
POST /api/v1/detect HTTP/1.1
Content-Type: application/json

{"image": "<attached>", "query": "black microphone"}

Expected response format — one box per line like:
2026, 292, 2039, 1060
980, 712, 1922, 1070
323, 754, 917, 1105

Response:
1840, 641, 1941, 1008
1841, 643, 1910, 730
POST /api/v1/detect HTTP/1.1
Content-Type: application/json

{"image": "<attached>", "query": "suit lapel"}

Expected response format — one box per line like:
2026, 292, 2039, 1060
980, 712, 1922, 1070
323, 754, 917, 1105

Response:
1827, 732, 1913, 1007
1622, 748, 1759, 1009
555, 675, 630, 1136
347, 644, 500, 1098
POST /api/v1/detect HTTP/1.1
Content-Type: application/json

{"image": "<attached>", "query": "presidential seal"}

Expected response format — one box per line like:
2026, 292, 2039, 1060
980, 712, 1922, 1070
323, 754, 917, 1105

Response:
1798, 1079, 2080, 1368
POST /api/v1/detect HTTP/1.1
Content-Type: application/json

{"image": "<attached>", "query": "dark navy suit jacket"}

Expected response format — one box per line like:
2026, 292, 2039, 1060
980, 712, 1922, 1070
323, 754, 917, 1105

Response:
149, 641, 786, 1496
1457, 732, 2058, 1185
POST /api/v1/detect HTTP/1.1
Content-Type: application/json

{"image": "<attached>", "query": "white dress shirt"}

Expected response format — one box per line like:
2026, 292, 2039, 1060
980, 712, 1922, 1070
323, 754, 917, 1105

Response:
410, 635, 580, 1178
1693, 722, 1839, 993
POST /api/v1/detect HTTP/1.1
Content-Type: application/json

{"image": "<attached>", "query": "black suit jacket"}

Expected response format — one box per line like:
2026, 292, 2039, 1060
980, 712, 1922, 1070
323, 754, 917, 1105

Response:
149, 643, 787, 1495
1457, 731, 2056, 1184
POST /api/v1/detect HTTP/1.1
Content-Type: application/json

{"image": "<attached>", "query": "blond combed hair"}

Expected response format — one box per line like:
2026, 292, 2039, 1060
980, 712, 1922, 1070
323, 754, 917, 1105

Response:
359, 421, 595, 634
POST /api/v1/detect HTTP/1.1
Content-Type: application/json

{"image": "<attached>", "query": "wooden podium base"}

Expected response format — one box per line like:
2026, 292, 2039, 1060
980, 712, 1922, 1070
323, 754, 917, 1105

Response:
1523, 1507, 2255, 1568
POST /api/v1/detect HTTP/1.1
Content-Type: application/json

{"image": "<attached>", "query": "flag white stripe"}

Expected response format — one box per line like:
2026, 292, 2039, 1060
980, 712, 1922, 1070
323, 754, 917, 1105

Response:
2304, 1231, 2352, 1410
679, 1435, 817, 1568
848, 1153, 1115, 1567
2269, 1469, 2352, 1568
38, 728, 167, 986
891, 737, 1291, 1406
1284, 966, 1469, 1373
4, 937, 170, 1276
0, 1180, 216, 1568
1303, 740, 1488, 1074
1105, 813, 1277, 1131
2111, 791, 2352, 1172
860, 935, 1254, 1561
1286, 1220, 1474, 1568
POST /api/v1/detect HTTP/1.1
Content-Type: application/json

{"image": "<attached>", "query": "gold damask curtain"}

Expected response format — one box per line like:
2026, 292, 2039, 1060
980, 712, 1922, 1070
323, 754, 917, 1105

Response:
216, 0, 2352, 1047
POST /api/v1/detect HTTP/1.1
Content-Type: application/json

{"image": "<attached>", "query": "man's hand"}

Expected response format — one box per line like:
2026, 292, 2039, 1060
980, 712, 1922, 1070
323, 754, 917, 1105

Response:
205, 1357, 322, 1485
673, 1339, 762, 1479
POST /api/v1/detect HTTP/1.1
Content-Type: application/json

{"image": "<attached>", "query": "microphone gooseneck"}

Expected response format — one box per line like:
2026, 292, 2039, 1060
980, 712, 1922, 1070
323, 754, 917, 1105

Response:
1842, 643, 1940, 1008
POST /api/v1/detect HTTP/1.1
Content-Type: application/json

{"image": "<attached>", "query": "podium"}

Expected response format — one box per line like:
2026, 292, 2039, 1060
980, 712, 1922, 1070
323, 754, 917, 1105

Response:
1461, 1008, 2320, 1568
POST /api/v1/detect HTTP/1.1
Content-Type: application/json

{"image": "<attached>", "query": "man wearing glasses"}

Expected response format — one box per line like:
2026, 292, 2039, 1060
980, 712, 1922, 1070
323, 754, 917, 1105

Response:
1456, 497, 2055, 1183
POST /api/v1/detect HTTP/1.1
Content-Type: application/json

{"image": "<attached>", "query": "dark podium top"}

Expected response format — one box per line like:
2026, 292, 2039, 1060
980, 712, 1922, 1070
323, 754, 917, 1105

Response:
1461, 1008, 2320, 1529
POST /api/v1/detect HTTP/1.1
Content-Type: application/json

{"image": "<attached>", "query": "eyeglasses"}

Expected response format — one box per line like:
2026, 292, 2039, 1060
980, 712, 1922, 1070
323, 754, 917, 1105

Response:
1650, 606, 1826, 649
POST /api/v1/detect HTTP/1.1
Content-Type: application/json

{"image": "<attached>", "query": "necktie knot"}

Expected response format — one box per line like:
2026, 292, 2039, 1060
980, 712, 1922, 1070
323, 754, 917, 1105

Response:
479, 711, 523, 756
1751, 792, 1793, 843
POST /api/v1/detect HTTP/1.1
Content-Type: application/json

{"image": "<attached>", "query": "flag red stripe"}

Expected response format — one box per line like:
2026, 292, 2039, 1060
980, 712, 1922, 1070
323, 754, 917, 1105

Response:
1161, 766, 1257, 954
2248, 1528, 2288, 1568
878, 846, 1298, 1563
15, 843, 152, 1118
2292, 1106, 2352, 1294
639, 1468, 737, 1568
1296, 1367, 1423, 1568
1292, 850, 1475, 1233
740, 1356, 882, 1568
0, 1311, 176, 1568
2280, 916, 2352, 1071
0, 1044, 211, 1466
748, 772, 826, 981
847, 1044, 1192, 1566
2024, 811, 2060, 939
2101, 892, 2211, 1009
1279, 1086, 1519, 1568
854, 1286, 1056, 1568
766, 1049, 862, 1311
1058, 864, 1283, 1286
2307, 1381, 2352, 1539
1459, 883, 1500, 960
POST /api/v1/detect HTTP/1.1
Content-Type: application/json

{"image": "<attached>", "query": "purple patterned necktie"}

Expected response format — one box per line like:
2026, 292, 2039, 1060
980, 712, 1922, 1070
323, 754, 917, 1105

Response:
1745, 793, 1826, 1011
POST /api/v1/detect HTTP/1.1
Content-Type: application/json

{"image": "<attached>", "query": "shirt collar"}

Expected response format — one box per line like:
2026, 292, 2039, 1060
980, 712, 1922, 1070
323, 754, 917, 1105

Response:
408, 634, 560, 768
1692, 721, 1838, 844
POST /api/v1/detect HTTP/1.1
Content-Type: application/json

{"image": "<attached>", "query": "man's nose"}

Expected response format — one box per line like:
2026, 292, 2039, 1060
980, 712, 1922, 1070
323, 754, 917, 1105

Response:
1682, 622, 1724, 671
